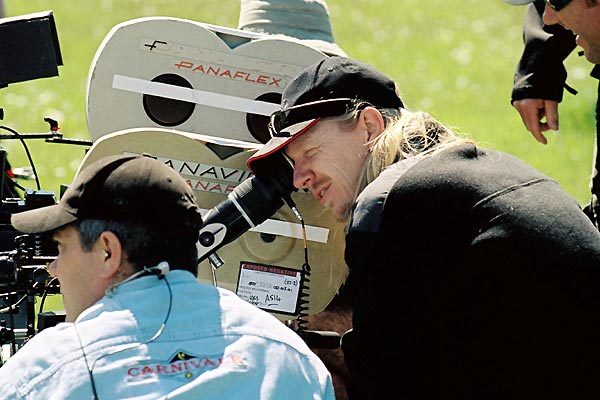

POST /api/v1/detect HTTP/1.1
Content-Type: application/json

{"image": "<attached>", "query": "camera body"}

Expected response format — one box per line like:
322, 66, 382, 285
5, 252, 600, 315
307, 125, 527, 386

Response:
0, 189, 57, 252
0, 190, 59, 353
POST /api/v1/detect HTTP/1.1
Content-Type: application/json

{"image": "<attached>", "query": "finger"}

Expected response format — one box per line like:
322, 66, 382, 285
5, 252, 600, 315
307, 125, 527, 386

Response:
543, 100, 559, 130
514, 101, 547, 144
530, 127, 548, 145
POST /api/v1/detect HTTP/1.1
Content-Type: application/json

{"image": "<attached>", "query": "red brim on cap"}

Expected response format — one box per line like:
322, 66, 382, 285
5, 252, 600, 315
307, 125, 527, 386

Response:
247, 118, 320, 172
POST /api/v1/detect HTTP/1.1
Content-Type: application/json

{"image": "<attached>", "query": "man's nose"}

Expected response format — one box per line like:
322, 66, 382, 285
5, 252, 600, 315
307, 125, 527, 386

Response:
293, 163, 314, 190
48, 259, 57, 277
543, 5, 560, 26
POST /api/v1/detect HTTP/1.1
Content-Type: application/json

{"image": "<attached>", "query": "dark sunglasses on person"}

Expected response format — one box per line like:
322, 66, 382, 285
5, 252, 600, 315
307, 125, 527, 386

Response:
268, 98, 356, 137
544, 0, 573, 11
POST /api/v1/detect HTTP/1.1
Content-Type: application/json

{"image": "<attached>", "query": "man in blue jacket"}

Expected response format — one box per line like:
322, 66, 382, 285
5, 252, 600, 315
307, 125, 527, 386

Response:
0, 154, 334, 399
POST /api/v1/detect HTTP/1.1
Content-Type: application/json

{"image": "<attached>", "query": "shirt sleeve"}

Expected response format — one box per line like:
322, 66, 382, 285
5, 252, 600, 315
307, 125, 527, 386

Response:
511, 0, 577, 103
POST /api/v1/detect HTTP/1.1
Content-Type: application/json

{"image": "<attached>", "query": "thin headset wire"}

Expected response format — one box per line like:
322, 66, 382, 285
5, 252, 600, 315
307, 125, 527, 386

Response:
0, 125, 41, 190
39, 277, 59, 314
73, 326, 99, 400
73, 272, 173, 400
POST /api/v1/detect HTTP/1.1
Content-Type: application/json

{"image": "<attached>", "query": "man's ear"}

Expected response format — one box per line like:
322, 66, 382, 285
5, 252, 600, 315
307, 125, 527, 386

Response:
360, 107, 386, 141
97, 231, 124, 279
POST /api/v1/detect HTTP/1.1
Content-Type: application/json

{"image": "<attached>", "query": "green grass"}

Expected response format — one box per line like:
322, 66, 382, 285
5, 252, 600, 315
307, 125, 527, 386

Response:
2, 0, 596, 202
1, 1, 597, 311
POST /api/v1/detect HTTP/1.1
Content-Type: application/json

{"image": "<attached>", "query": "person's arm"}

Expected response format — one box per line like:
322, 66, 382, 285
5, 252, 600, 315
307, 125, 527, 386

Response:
511, 0, 577, 144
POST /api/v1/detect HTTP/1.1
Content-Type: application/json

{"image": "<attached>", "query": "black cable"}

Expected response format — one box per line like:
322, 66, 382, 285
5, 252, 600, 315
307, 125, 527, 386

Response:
0, 126, 41, 190
38, 277, 58, 315
1, 150, 6, 200
3, 174, 27, 192
280, 198, 312, 332
73, 326, 99, 400
295, 213, 312, 332
6, 289, 18, 356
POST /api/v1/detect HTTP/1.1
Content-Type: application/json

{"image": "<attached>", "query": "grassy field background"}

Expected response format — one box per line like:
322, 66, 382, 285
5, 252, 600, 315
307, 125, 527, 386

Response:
1, 0, 597, 202
0, 1, 597, 311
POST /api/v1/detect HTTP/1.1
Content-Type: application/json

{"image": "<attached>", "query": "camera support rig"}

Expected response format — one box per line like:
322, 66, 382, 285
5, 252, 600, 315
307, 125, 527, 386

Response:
0, 191, 60, 361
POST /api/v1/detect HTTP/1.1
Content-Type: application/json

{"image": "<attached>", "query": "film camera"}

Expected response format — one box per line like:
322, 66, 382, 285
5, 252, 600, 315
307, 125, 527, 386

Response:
83, 16, 348, 322
0, 12, 349, 360
0, 191, 61, 362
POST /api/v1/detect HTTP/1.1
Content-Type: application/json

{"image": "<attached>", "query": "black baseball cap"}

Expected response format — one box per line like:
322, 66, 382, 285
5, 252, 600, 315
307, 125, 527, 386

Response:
247, 57, 404, 171
11, 154, 203, 234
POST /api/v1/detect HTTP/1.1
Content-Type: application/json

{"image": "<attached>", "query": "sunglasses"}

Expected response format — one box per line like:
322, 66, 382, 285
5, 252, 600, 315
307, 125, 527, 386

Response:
544, 0, 573, 11
268, 98, 355, 137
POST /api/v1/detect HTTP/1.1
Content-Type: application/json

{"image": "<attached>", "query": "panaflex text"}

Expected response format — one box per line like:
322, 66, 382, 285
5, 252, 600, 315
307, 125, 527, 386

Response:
173, 61, 284, 88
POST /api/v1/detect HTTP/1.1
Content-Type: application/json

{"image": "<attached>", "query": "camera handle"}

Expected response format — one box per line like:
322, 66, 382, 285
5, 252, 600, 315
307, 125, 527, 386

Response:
0, 114, 92, 146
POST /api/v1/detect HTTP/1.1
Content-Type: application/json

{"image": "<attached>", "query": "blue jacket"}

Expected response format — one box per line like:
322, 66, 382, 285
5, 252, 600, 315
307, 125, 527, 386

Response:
0, 270, 334, 399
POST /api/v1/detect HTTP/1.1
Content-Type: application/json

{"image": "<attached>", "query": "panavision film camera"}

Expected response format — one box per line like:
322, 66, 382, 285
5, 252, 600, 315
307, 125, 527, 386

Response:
1, 12, 349, 360
83, 15, 348, 323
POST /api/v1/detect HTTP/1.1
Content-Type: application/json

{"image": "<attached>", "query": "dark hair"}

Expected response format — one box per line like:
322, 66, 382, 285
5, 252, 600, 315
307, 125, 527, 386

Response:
76, 219, 198, 275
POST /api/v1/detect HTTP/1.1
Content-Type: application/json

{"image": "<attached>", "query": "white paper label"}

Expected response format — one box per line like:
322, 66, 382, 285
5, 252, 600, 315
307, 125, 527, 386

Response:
236, 262, 302, 315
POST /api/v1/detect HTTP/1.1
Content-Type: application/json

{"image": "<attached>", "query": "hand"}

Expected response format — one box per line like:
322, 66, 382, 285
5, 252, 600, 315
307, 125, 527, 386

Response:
512, 98, 559, 145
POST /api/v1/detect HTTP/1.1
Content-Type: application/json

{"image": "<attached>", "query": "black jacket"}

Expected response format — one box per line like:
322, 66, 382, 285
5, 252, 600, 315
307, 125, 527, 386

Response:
342, 144, 600, 399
